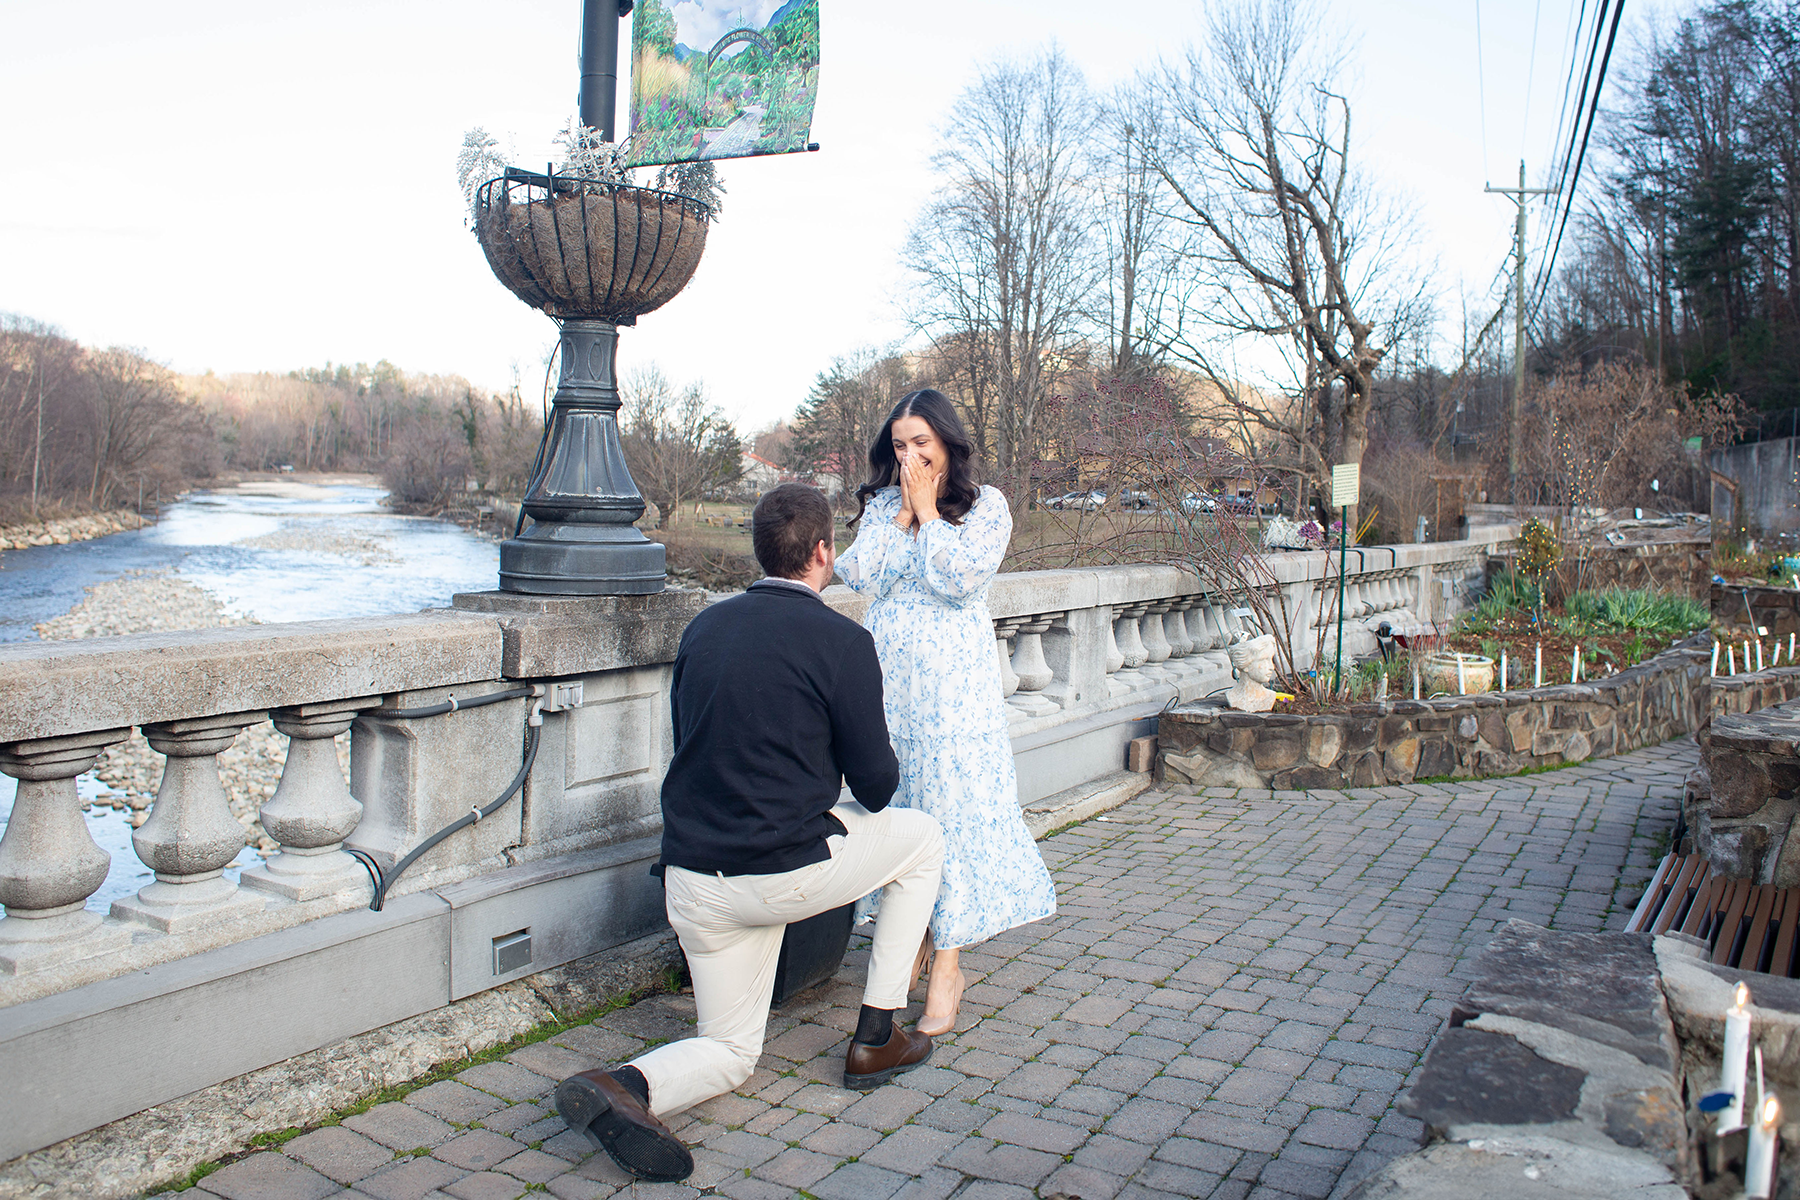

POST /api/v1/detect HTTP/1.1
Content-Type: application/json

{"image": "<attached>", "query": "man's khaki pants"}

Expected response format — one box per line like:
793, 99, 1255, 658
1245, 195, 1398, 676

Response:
631, 801, 943, 1117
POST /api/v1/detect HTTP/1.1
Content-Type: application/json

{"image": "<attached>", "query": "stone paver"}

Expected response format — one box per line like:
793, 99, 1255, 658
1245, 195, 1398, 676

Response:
203, 742, 1688, 1198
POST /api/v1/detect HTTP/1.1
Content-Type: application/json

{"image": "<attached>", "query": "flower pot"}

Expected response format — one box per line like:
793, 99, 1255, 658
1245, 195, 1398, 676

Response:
476, 176, 711, 322
1421, 651, 1494, 696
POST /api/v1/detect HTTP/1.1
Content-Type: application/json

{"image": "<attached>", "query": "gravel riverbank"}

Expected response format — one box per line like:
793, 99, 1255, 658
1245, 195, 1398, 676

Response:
0, 508, 150, 550
38, 571, 348, 855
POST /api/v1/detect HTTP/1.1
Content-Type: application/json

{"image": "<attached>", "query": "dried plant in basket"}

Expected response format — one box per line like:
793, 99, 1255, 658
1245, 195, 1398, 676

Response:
461, 119, 720, 323
475, 180, 711, 322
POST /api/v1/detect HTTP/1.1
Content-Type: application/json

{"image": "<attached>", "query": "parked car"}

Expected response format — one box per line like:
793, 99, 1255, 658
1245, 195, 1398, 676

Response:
1180, 493, 1218, 513
1116, 489, 1156, 511
1217, 496, 1255, 514
1046, 490, 1107, 511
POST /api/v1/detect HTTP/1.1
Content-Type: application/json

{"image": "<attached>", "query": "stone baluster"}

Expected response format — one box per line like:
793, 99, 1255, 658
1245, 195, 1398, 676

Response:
1215, 600, 1244, 645
1114, 605, 1149, 670
240, 698, 383, 903
1193, 601, 1225, 650
1349, 577, 1372, 618
1103, 608, 1126, 674
1165, 599, 1196, 658
112, 712, 269, 933
1011, 615, 1058, 692
1313, 585, 1338, 638
994, 619, 1023, 698
1007, 614, 1063, 715
0, 729, 133, 974
1141, 602, 1173, 665
1368, 575, 1391, 612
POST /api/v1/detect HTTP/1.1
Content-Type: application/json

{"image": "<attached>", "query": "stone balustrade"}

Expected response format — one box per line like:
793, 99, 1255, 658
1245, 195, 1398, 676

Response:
0, 529, 1508, 1163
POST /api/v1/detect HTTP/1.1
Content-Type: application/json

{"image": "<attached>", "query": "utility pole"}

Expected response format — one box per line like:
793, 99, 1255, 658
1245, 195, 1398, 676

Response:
1485, 161, 1557, 503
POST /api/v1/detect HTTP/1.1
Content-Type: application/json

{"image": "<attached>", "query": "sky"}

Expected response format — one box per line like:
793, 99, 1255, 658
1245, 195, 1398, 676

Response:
0, 0, 1642, 435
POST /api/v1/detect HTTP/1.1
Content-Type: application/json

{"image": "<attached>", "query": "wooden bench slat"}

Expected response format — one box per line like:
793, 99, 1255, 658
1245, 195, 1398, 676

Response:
1655, 855, 1706, 934
1745, 885, 1778, 973
1715, 880, 1756, 966
1626, 853, 1682, 933
1774, 888, 1800, 978
1683, 874, 1728, 939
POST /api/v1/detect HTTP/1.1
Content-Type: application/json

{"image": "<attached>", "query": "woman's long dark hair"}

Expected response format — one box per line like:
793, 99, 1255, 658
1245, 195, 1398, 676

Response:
853, 389, 982, 526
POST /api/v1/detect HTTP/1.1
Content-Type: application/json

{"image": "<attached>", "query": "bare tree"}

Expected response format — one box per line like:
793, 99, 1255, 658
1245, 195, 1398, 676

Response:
1095, 90, 1188, 380
84, 347, 203, 508
786, 349, 914, 504
620, 366, 742, 528
903, 46, 1101, 483
1137, 0, 1432, 517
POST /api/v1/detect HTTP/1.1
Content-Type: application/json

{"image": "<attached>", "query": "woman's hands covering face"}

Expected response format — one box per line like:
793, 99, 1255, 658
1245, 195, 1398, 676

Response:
896, 452, 943, 529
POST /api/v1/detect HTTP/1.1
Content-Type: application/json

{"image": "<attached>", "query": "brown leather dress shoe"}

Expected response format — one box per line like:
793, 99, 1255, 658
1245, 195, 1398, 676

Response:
555, 1068, 694, 1183
843, 1025, 934, 1090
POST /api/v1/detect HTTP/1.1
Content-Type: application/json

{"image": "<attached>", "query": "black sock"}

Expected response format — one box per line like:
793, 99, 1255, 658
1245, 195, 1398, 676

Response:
853, 1005, 895, 1046
609, 1065, 651, 1107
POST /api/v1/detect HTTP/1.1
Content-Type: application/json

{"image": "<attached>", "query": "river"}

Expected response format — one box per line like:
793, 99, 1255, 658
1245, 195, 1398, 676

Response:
0, 478, 503, 912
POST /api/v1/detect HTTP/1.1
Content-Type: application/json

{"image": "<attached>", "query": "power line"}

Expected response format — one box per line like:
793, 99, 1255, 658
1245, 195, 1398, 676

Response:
1520, 0, 1545, 158
1545, 0, 1592, 184
1518, 1, 1600, 312
1531, 0, 1626, 316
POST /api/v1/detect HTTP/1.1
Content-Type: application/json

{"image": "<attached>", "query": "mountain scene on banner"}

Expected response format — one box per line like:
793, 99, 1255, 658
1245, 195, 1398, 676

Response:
628, 0, 819, 167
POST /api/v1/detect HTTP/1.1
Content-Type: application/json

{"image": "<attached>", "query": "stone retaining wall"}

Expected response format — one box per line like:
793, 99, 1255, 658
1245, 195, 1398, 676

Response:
1714, 581, 1800, 640
1357, 921, 1799, 1198
1686, 685, 1800, 884
1491, 536, 1710, 602
1156, 637, 1710, 791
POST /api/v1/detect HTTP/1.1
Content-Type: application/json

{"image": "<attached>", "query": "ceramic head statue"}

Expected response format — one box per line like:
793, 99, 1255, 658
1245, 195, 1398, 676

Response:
1225, 633, 1279, 712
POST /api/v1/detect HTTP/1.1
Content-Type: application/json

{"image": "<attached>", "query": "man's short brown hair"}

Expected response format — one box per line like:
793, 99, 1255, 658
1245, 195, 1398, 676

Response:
751, 483, 834, 579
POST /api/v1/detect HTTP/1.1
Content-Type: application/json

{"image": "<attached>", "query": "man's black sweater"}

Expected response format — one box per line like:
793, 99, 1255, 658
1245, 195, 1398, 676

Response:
658, 579, 899, 876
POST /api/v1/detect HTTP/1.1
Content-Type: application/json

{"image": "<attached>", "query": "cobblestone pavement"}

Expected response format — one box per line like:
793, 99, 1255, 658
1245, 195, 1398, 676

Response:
169, 740, 1692, 1200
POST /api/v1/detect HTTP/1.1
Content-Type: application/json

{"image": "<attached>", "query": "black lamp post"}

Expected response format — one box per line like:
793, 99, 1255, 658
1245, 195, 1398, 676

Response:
489, 0, 688, 596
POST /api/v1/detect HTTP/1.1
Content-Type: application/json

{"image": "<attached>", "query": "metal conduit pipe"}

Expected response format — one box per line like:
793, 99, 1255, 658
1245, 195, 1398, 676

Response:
346, 685, 547, 910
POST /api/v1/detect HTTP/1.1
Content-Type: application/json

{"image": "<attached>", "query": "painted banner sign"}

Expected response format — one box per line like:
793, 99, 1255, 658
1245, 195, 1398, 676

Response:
627, 0, 820, 167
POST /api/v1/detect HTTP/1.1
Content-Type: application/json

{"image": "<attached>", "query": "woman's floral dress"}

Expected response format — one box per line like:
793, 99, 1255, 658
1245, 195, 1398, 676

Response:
837, 484, 1057, 949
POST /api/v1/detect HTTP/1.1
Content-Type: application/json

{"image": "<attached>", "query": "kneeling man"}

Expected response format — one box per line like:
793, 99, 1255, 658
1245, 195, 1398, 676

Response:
556, 483, 944, 1183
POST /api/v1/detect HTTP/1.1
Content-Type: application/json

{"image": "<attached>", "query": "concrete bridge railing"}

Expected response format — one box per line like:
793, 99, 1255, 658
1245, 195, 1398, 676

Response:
0, 529, 1508, 1162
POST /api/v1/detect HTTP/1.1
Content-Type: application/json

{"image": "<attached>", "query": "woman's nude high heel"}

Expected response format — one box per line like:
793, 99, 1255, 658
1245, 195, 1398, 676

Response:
917, 953, 965, 1037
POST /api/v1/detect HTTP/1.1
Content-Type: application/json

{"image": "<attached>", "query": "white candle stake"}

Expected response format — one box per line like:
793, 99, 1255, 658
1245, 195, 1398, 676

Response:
1571, 645, 1581, 684
1721, 981, 1753, 1135
1746, 641, 1754, 673
1456, 655, 1467, 694
1747, 1092, 1779, 1198
1713, 642, 1722, 676
1758, 641, 1766, 671
1412, 662, 1421, 700
1534, 642, 1542, 688
1730, 646, 1739, 675
1500, 651, 1508, 691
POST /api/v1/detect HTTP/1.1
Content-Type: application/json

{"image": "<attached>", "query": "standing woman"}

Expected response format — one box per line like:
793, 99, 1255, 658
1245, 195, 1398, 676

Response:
837, 389, 1057, 1035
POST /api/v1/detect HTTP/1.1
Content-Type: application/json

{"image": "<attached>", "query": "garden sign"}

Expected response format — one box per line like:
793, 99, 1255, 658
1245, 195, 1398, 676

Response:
627, 0, 821, 167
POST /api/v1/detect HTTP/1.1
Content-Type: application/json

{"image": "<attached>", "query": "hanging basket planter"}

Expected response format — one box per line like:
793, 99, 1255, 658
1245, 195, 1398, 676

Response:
475, 171, 711, 323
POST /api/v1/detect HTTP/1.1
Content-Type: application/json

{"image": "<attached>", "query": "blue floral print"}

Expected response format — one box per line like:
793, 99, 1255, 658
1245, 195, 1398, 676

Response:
837, 484, 1058, 949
